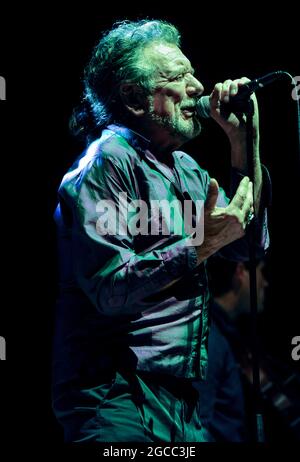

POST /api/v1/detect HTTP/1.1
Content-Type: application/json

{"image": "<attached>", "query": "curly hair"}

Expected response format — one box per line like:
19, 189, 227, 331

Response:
70, 19, 181, 142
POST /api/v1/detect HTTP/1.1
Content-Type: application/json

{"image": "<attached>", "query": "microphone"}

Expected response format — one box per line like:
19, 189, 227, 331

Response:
196, 71, 286, 118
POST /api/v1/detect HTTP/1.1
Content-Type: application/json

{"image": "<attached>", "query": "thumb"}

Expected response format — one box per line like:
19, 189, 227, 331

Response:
205, 178, 219, 212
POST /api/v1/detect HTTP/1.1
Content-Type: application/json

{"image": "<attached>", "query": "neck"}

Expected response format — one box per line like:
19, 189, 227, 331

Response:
131, 119, 184, 156
149, 136, 181, 157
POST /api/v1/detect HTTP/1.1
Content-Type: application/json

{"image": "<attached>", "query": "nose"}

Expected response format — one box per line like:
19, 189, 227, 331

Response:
186, 74, 204, 97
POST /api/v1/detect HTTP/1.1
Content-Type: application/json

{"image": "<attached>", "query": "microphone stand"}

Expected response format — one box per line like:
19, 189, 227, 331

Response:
224, 96, 265, 443
245, 99, 265, 443
219, 73, 300, 442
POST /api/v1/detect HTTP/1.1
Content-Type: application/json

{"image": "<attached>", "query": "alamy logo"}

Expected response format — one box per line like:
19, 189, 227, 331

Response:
95, 193, 205, 246
0, 336, 6, 360
292, 76, 300, 101
291, 336, 300, 361
0, 76, 6, 101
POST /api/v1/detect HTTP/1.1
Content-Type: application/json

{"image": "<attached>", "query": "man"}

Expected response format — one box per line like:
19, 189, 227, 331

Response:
199, 256, 300, 442
195, 256, 268, 442
52, 19, 270, 442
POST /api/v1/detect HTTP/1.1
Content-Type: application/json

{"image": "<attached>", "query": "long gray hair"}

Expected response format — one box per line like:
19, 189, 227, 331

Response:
70, 19, 181, 143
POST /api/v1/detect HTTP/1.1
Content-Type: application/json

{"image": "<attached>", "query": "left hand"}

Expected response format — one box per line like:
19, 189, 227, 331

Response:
209, 77, 260, 145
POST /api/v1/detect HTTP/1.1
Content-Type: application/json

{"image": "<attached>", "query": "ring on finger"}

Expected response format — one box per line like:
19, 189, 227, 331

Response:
246, 211, 254, 226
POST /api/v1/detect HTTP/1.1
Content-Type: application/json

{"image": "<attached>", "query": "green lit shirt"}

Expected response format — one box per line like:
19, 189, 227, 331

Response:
53, 124, 269, 386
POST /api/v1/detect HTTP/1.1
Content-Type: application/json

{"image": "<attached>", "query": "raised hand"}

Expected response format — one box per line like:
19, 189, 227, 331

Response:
196, 176, 254, 264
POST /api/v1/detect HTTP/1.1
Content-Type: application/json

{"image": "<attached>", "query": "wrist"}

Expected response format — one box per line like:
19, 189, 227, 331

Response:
230, 137, 260, 171
196, 242, 214, 265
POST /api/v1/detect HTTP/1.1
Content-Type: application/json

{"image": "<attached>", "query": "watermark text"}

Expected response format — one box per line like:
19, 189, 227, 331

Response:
0, 76, 6, 101
292, 76, 300, 101
291, 336, 300, 361
95, 193, 204, 246
0, 336, 6, 360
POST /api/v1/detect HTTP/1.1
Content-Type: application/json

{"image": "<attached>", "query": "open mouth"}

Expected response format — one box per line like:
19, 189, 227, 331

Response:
181, 107, 196, 118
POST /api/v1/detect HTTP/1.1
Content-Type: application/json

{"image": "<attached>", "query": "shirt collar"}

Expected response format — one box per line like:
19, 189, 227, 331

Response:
106, 123, 185, 162
106, 123, 150, 155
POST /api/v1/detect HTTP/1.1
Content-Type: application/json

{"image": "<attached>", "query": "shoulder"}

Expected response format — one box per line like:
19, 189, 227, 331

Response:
74, 128, 139, 177
96, 128, 138, 167
58, 130, 138, 203
174, 150, 210, 189
62, 129, 138, 182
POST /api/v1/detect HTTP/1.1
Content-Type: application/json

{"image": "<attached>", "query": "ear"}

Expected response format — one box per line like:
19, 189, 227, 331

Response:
119, 83, 146, 117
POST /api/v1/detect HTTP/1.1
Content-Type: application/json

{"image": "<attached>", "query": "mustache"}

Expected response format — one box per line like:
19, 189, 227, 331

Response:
180, 99, 197, 110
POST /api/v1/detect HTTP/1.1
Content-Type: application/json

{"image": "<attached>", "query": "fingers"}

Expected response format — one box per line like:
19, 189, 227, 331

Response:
241, 180, 253, 218
211, 77, 251, 105
210, 84, 222, 111
230, 176, 252, 210
202, 176, 255, 258
238, 77, 251, 85
205, 178, 219, 213
220, 79, 237, 103
228, 176, 254, 229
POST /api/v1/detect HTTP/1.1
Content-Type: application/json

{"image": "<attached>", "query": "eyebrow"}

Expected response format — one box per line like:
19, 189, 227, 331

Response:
176, 63, 195, 74
156, 63, 195, 81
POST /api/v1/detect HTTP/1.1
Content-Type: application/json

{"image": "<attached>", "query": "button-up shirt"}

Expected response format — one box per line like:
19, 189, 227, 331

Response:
53, 124, 270, 389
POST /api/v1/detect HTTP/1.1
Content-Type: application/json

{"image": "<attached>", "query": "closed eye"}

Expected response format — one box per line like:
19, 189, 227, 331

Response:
171, 69, 195, 82
172, 73, 185, 81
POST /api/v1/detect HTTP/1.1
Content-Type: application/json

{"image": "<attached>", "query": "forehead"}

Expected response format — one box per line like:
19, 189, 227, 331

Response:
144, 43, 191, 75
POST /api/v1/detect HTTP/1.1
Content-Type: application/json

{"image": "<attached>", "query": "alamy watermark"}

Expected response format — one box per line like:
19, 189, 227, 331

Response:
291, 336, 300, 361
0, 76, 6, 101
292, 76, 300, 101
0, 76, 7, 359
0, 336, 6, 360
95, 193, 204, 246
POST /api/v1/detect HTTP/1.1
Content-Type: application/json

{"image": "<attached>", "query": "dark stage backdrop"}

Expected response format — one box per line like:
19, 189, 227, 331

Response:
0, 4, 299, 450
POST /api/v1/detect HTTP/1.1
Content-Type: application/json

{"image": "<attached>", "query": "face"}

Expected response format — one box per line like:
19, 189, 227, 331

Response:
142, 43, 204, 149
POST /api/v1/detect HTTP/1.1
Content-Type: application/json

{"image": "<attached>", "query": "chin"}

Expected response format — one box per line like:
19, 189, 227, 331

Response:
185, 125, 202, 141
178, 118, 202, 141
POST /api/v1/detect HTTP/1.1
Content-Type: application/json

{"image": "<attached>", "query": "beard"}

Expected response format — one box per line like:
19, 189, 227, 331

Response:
147, 99, 202, 144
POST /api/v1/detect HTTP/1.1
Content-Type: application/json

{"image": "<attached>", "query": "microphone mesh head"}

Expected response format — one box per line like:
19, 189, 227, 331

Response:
196, 96, 211, 118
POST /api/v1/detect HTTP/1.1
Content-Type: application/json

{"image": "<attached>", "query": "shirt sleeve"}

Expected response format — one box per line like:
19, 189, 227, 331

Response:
69, 155, 199, 316
177, 152, 271, 259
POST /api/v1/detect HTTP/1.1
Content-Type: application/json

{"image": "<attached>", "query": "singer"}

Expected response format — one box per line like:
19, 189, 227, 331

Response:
52, 19, 271, 442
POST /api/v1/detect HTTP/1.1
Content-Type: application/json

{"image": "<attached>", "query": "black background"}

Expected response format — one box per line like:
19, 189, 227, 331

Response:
0, 3, 299, 452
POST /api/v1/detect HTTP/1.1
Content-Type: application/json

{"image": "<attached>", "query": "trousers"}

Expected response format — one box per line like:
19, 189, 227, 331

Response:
53, 369, 210, 443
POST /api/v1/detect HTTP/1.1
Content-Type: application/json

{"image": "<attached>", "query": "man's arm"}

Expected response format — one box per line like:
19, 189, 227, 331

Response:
159, 175, 254, 290
193, 77, 271, 265
209, 77, 262, 214
68, 156, 199, 315
195, 176, 254, 265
